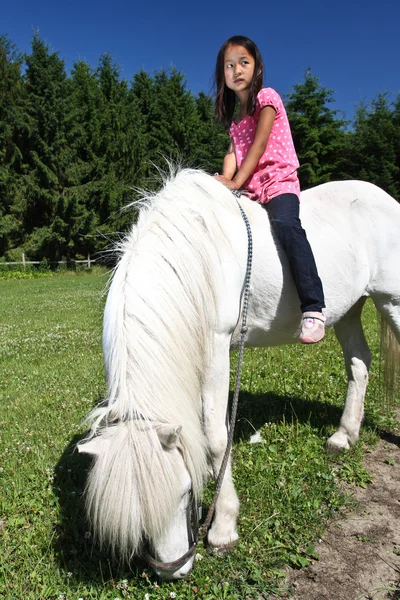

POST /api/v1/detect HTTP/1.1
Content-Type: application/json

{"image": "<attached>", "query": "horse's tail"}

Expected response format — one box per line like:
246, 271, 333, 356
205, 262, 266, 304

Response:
379, 315, 400, 412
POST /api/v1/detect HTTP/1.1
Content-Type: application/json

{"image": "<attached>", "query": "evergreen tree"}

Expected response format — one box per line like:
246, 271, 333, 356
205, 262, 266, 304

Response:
285, 70, 347, 190
93, 53, 145, 238
131, 69, 158, 181
22, 33, 73, 260
344, 94, 399, 198
195, 92, 228, 174
133, 68, 204, 179
393, 94, 400, 197
0, 35, 30, 258
151, 68, 200, 163
63, 60, 103, 257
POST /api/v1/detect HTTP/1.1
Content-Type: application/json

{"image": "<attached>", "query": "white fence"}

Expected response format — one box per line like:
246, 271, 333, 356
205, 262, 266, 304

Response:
2, 253, 96, 269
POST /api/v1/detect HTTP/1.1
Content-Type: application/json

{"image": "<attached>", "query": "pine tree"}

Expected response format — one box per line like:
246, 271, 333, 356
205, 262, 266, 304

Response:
151, 69, 199, 163
393, 94, 400, 198
23, 33, 72, 260
0, 35, 30, 258
285, 70, 347, 190
92, 54, 145, 239
133, 68, 204, 180
344, 94, 399, 198
195, 92, 229, 174
61, 60, 103, 257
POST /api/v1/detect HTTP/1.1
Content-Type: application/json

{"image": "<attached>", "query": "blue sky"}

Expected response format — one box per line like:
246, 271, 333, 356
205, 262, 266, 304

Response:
3, 0, 399, 122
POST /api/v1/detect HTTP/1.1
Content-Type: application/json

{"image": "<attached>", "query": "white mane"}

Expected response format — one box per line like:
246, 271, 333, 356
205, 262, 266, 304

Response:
84, 169, 239, 558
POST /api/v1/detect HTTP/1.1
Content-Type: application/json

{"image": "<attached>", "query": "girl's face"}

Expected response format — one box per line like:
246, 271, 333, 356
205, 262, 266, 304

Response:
223, 44, 255, 95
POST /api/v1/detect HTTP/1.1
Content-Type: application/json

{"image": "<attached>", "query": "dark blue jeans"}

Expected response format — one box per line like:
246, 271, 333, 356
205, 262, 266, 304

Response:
262, 193, 325, 313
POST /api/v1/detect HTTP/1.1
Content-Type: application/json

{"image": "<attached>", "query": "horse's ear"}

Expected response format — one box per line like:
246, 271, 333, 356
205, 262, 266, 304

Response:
77, 437, 110, 456
157, 424, 182, 449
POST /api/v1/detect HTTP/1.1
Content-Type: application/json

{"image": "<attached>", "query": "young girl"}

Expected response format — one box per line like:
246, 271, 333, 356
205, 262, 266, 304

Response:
214, 35, 326, 344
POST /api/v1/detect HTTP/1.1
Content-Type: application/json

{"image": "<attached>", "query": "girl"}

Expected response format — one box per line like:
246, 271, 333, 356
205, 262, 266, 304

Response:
214, 35, 326, 344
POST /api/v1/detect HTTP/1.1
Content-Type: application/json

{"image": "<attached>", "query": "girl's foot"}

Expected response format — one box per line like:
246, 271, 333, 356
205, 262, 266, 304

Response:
299, 311, 326, 344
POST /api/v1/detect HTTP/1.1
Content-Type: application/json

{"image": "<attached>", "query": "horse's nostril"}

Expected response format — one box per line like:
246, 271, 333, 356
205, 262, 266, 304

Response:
156, 564, 192, 580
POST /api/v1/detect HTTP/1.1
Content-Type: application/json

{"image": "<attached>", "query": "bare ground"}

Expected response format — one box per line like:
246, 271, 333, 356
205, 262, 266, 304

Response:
279, 428, 400, 600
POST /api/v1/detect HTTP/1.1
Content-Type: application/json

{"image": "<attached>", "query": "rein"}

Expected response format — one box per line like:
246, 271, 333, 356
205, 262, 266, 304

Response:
199, 192, 253, 537
143, 191, 253, 573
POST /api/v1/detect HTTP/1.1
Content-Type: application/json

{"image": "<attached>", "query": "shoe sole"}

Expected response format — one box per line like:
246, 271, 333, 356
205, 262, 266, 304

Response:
299, 334, 325, 344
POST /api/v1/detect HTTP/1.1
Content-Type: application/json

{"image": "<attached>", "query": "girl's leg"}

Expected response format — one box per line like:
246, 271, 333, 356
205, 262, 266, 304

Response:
262, 193, 325, 341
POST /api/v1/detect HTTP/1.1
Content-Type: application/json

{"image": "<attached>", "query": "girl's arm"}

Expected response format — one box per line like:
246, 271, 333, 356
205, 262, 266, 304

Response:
215, 106, 276, 190
222, 140, 236, 180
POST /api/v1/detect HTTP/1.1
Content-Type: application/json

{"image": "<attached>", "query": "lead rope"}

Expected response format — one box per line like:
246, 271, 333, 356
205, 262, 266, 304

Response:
199, 192, 253, 538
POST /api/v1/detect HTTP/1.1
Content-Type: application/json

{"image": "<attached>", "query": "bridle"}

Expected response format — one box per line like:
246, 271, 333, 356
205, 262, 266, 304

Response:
142, 192, 252, 574
141, 492, 200, 573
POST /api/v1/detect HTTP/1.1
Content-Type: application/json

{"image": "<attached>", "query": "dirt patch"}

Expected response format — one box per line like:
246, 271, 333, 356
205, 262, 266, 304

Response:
281, 431, 400, 600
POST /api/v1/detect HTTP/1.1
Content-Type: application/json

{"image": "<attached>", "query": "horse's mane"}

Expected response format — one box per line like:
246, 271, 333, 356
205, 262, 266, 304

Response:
84, 169, 239, 557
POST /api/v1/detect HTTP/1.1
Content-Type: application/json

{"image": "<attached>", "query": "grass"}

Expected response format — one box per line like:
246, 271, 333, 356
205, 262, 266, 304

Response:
0, 273, 398, 600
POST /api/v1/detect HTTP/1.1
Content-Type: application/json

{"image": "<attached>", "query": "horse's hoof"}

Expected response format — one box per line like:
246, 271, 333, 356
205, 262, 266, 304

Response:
206, 540, 237, 556
326, 432, 351, 454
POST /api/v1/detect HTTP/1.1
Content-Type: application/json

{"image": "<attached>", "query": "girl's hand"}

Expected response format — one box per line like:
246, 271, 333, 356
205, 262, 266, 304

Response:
213, 175, 239, 190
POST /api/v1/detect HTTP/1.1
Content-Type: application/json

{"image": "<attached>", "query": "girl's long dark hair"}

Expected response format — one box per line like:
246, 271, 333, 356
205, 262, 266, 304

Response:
215, 36, 264, 129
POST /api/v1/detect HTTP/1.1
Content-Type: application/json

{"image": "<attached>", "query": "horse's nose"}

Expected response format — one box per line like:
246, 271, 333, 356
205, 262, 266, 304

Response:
176, 560, 194, 579
156, 557, 194, 580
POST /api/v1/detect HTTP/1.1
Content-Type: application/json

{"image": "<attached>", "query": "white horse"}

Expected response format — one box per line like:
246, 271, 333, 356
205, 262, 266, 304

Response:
78, 169, 400, 579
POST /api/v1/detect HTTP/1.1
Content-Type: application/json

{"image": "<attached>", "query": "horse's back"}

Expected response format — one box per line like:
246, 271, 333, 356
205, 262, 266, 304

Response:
233, 180, 400, 342
300, 181, 400, 299
301, 180, 399, 225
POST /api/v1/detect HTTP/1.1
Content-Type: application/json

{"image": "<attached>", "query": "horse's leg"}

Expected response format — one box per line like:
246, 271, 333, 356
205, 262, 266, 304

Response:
327, 298, 372, 453
372, 295, 400, 343
202, 334, 240, 551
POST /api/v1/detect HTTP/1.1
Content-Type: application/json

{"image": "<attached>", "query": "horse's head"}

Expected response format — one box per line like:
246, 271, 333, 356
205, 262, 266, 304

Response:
78, 421, 200, 579
139, 423, 198, 579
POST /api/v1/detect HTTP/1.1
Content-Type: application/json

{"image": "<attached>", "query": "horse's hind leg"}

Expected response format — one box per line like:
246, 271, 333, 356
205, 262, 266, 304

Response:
327, 298, 372, 454
372, 294, 400, 343
202, 333, 240, 551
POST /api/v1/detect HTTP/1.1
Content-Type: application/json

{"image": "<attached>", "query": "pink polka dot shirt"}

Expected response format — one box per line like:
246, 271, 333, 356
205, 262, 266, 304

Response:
229, 87, 300, 203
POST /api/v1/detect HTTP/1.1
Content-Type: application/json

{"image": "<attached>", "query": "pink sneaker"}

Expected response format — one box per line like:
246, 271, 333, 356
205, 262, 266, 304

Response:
299, 311, 326, 344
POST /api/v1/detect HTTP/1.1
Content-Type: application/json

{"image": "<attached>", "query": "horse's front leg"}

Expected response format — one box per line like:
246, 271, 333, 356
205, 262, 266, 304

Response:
202, 333, 239, 551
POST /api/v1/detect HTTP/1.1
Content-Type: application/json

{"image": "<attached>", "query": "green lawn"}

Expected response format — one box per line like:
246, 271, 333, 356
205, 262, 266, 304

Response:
0, 273, 398, 600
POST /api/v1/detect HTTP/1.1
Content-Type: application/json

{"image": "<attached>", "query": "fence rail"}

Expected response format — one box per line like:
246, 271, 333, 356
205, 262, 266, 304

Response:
1, 253, 96, 269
